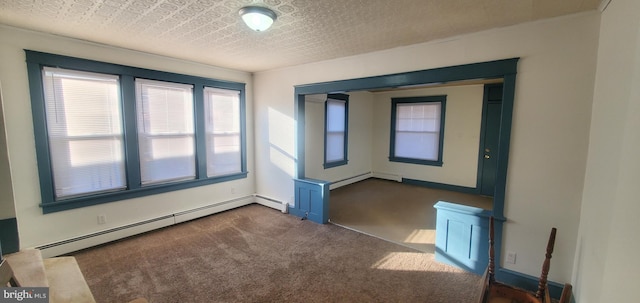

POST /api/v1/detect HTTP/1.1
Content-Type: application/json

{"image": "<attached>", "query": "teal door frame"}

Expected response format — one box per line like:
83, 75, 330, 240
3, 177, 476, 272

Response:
478, 83, 503, 196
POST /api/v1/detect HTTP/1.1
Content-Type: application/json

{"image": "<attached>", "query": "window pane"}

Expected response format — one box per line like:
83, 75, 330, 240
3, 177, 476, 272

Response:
136, 79, 195, 184
396, 103, 440, 132
138, 136, 195, 183
326, 100, 346, 132
325, 98, 347, 164
42, 67, 126, 198
394, 102, 442, 161
395, 132, 440, 160
204, 87, 241, 177
326, 133, 345, 162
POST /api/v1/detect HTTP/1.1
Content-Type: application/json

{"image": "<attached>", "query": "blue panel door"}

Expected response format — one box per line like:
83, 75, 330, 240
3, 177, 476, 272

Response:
292, 179, 330, 224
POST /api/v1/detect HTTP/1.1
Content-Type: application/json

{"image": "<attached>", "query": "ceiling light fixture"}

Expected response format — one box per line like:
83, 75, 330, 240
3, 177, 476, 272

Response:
239, 6, 277, 32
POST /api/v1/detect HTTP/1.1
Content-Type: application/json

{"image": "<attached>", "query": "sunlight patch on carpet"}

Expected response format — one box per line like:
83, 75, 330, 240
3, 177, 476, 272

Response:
370, 252, 433, 271
403, 228, 436, 245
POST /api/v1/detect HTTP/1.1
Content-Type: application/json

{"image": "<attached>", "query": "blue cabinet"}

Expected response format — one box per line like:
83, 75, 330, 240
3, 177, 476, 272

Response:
292, 178, 330, 224
433, 201, 492, 275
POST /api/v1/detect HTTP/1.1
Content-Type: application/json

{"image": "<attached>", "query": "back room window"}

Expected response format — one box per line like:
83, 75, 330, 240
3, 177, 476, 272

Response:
389, 95, 446, 166
324, 93, 349, 168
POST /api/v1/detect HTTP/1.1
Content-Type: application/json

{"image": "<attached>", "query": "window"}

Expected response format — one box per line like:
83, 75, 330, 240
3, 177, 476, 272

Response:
136, 79, 195, 184
27, 50, 247, 213
42, 67, 126, 198
204, 87, 242, 177
324, 93, 349, 168
389, 95, 446, 166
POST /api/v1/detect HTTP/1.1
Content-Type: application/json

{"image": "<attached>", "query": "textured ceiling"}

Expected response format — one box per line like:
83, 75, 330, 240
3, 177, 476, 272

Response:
0, 0, 600, 72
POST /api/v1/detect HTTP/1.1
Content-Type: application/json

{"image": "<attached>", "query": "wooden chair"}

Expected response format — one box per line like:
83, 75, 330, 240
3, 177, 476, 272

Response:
476, 217, 572, 303
0, 259, 21, 287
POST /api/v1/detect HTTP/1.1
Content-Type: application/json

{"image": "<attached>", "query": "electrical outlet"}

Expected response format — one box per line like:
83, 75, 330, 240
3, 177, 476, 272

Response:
97, 214, 107, 225
506, 251, 517, 264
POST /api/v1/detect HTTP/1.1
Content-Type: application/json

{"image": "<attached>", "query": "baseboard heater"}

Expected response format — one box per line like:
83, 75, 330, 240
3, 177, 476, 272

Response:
329, 172, 373, 190
254, 194, 288, 213
35, 214, 174, 252
371, 172, 402, 182
36, 195, 265, 258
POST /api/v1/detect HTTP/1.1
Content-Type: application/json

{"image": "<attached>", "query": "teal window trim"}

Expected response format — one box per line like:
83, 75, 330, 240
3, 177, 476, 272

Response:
25, 50, 248, 214
323, 93, 349, 168
389, 95, 446, 166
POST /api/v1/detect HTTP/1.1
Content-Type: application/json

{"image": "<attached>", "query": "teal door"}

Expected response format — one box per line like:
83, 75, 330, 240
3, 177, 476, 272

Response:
479, 84, 502, 196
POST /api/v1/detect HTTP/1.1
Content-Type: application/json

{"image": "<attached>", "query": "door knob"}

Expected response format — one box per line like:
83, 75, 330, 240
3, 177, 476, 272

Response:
484, 155, 490, 159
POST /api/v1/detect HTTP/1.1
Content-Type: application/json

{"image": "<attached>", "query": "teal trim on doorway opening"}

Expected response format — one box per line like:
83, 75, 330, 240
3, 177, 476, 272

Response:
294, 58, 519, 95
293, 57, 519, 276
294, 58, 517, 213
493, 73, 516, 219
476, 83, 503, 196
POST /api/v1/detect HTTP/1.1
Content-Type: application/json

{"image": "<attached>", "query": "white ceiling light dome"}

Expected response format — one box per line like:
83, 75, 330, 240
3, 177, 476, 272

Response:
239, 6, 277, 32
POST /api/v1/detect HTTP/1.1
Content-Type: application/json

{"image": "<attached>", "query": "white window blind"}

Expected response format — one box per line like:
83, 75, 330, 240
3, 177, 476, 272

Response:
42, 67, 126, 198
136, 79, 195, 185
394, 102, 442, 161
325, 98, 346, 163
204, 87, 241, 177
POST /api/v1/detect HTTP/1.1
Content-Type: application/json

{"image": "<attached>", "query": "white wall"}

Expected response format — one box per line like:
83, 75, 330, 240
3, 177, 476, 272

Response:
254, 12, 600, 283
304, 84, 484, 188
0, 25, 255, 254
573, 0, 640, 302
371, 85, 484, 187
305, 91, 373, 183
0, 82, 16, 220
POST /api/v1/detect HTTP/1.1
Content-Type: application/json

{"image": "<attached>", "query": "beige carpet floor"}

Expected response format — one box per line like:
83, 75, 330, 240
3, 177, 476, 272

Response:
329, 178, 493, 253
73, 204, 482, 303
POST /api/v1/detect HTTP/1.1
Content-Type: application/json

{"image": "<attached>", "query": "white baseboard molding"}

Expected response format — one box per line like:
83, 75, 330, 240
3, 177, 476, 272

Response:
38, 216, 175, 258
372, 172, 402, 182
36, 195, 255, 258
254, 195, 288, 213
329, 172, 373, 190
174, 196, 254, 224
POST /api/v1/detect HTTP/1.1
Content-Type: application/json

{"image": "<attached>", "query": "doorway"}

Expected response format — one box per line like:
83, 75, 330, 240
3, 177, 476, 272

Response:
292, 58, 518, 268
478, 83, 503, 196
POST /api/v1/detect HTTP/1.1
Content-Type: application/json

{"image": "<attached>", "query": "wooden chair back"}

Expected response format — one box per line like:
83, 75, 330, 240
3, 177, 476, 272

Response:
0, 259, 21, 287
478, 217, 572, 303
